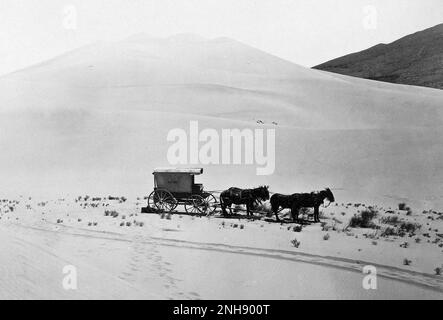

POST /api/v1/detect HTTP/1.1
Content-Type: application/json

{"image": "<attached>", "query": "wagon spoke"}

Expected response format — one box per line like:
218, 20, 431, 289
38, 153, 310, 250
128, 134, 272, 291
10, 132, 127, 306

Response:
184, 195, 205, 215
202, 193, 218, 215
153, 189, 176, 213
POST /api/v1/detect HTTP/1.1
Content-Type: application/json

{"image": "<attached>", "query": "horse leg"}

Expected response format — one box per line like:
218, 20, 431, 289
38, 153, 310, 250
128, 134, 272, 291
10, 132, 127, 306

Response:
314, 206, 320, 222
220, 197, 227, 216
246, 202, 252, 217
272, 205, 280, 221
291, 206, 300, 222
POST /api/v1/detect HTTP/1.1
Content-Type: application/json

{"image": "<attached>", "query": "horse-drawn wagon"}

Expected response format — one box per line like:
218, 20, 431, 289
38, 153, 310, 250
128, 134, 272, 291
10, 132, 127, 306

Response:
144, 167, 335, 221
146, 168, 217, 215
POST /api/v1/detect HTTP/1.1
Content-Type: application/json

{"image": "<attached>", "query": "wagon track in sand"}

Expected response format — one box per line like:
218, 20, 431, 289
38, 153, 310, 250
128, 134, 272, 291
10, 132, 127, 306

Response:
5, 222, 443, 294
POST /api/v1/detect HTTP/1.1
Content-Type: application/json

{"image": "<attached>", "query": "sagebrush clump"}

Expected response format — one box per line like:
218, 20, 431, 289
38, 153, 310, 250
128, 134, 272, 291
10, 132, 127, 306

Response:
291, 238, 300, 248
399, 221, 421, 233
105, 210, 119, 218
349, 208, 378, 228
380, 215, 400, 225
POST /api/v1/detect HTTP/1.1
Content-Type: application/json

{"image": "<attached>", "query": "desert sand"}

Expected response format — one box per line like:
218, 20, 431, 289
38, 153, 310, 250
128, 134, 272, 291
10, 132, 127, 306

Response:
0, 35, 442, 299
0, 196, 442, 299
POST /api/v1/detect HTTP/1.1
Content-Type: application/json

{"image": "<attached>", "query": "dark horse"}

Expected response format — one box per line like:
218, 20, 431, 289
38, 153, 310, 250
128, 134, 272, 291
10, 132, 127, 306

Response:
220, 186, 270, 217
270, 188, 335, 222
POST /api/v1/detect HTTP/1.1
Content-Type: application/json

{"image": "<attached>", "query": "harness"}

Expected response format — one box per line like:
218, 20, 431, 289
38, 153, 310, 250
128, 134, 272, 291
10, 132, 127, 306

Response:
229, 188, 262, 206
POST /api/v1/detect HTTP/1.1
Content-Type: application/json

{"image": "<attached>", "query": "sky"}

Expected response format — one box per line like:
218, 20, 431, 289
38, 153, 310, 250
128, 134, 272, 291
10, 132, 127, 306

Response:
0, 0, 442, 76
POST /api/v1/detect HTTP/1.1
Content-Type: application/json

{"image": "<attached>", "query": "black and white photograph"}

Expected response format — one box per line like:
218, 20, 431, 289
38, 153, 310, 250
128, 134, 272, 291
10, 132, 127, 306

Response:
0, 0, 442, 302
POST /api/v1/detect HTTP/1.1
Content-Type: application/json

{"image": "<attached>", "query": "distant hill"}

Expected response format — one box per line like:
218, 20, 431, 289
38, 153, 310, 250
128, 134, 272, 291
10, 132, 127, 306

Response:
313, 24, 443, 89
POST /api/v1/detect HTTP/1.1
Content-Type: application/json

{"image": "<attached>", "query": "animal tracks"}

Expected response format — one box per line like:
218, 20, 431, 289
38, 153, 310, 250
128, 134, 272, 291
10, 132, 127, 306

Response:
7, 222, 443, 294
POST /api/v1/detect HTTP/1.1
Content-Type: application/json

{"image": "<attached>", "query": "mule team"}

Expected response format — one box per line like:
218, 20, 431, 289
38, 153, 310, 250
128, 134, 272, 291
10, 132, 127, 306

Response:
220, 186, 335, 222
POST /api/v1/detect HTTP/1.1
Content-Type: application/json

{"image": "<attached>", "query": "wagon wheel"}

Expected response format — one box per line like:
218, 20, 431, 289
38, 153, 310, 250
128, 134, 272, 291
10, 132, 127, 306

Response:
202, 193, 218, 215
184, 195, 206, 215
149, 189, 177, 213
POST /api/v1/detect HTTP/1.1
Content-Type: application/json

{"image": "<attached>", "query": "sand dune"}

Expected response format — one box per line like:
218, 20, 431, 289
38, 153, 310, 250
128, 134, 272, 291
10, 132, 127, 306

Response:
0, 35, 442, 208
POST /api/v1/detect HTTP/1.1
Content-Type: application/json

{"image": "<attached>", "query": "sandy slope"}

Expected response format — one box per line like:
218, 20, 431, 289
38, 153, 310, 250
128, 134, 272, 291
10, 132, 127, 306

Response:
0, 35, 442, 208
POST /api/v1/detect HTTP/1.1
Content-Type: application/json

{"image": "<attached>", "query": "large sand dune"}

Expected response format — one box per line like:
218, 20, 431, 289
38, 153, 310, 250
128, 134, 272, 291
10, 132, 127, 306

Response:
0, 35, 443, 299
1, 34, 443, 209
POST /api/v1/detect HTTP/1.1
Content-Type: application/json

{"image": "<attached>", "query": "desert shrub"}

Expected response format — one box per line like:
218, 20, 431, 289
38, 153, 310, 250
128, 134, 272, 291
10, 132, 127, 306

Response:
380, 215, 400, 225
381, 226, 398, 237
399, 221, 421, 233
323, 233, 330, 240
398, 203, 407, 210
291, 238, 300, 248
435, 267, 442, 275
400, 242, 409, 248
349, 208, 378, 228
105, 210, 119, 218
293, 225, 302, 232
254, 202, 273, 216
403, 258, 412, 266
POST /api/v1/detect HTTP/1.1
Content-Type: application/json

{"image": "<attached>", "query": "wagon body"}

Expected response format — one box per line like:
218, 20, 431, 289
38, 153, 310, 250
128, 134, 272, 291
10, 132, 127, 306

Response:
147, 168, 217, 215
153, 168, 203, 198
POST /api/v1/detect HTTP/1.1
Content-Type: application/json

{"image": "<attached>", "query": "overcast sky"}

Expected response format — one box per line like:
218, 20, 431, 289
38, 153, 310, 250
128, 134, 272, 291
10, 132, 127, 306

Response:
0, 0, 442, 76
